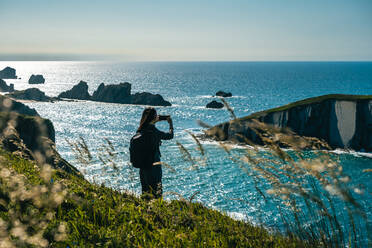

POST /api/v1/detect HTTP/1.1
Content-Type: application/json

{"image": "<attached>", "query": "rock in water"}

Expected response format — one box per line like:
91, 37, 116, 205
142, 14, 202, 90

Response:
0, 79, 14, 92
28, 74, 45, 84
92, 82, 131, 103
57, 81, 172, 106
131, 92, 172, 106
206, 100, 224, 109
207, 94, 372, 151
6, 88, 52, 102
216, 91, 232, 97
58, 81, 91, 100
0, 67, 17, 79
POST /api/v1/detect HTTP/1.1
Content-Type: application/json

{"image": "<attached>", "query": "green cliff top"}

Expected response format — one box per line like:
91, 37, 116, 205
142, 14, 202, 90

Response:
238, 94, 372, 122
0, 149, 303, 247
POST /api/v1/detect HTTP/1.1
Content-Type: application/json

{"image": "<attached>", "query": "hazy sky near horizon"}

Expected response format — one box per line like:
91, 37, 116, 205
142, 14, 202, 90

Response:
1, 0, 371, 61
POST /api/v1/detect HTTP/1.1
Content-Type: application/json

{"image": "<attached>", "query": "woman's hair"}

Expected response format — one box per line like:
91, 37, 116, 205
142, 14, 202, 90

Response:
137, 107, 157, 132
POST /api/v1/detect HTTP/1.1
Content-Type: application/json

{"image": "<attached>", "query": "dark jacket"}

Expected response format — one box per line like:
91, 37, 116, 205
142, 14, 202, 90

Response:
143, 124, 173, 162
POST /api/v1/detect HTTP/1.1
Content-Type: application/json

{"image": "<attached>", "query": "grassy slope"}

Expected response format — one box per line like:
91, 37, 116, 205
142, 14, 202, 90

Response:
0, 149, 304, 247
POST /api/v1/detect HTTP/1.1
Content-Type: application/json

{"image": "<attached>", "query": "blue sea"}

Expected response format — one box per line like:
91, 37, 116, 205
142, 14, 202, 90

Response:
1, 61, 372, 242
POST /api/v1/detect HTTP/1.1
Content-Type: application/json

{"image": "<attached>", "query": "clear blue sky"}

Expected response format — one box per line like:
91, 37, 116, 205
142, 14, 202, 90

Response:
0, 0, 371, 61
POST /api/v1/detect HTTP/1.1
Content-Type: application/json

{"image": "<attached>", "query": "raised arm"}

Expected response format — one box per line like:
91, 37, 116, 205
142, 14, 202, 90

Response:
157, 117, 174, 140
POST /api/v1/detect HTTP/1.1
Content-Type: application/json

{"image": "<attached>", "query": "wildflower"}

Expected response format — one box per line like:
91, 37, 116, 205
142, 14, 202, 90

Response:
10, 226, 26, 239
325, 184, 341, 196
0, 168, 10, 178
339, 176, 350, 183
41, 164, 52, 181
53, 193, 65, 205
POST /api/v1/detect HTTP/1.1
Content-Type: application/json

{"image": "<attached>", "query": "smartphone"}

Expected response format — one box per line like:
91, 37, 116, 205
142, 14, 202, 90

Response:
158, 115, 170, 121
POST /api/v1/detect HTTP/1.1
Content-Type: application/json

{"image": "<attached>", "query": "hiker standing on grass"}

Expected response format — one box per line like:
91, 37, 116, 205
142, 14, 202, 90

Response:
130, 107, 173, 198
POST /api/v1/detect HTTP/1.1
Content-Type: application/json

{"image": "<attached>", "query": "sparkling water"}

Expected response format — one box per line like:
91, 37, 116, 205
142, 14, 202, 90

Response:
1, 61, 371, 241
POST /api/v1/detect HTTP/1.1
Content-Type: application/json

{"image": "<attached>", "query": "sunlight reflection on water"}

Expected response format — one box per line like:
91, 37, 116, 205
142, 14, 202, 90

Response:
1, 61, 370, 242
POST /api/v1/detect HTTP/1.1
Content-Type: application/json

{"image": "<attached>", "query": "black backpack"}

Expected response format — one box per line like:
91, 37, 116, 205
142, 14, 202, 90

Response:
129, 130, 155, 169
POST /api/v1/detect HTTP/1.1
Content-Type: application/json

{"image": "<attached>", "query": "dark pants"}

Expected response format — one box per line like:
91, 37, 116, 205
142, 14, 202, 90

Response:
139, 164, 162, 198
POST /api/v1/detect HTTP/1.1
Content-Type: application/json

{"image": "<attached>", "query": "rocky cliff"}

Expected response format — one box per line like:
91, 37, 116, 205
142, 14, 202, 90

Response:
207, 94, 372, 151
0, 95, 80, 175
0, 95, 39, 116
0, 79, 14, 92
6, 88, 54, 102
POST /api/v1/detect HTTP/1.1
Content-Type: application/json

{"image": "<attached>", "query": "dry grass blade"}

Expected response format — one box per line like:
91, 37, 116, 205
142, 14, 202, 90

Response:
205, 109, 369, 246
185, 130, 205, 156
79, 137, 92, 161
189, 191, 200, 203
153, 161, 176, 173
196, 120, 212, 129
220, 98, 237, 120
176, 141, 195, 165
97, 138, 119, 171
65, 137, 92, 165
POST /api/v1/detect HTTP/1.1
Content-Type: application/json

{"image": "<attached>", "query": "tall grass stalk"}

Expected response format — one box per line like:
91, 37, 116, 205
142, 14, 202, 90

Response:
177, 98, 371, 247
65, 99, 370, 247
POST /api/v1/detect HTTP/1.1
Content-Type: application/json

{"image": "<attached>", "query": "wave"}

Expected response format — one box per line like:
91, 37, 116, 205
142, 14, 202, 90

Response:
197, 95, 246, 99
182, 134, 372, 159
330, 149, 372, 159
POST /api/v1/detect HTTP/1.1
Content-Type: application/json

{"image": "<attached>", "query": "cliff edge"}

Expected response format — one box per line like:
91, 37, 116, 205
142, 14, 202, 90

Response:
0, 95, 81, 175
207, 94, 372, 151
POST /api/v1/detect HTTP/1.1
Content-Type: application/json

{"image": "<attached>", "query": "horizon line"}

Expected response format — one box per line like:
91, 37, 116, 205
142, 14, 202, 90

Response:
1, 60, 372, 63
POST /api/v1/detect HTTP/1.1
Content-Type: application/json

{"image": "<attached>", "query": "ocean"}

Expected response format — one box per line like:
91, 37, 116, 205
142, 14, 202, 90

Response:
1, 61, 371, 241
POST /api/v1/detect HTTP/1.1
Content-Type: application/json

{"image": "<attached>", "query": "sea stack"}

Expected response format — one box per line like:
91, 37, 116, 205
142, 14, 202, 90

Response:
58, 81, 91, 100
0, 67, 17, 79
206, 100, 224, 109
28, 74, 45, 84
92, 82, 131, 103
131, 92, 172, 106
216, 91, 232, 97
59, 81, 172, 106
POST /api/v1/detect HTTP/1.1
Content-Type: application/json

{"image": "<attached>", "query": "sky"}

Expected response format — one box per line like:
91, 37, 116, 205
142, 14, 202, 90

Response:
0, 0, 371, 61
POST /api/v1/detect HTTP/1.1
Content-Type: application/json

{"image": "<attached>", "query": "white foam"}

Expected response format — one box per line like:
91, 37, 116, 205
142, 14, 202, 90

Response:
198, 95, 215, 98
197, 95, 246, 99
330, 149, 372, 158
230, 96, 246, 99
226, 211, 247, 221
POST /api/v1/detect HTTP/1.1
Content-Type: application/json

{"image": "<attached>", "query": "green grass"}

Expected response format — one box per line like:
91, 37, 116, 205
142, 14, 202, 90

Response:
0, 149, 304, 247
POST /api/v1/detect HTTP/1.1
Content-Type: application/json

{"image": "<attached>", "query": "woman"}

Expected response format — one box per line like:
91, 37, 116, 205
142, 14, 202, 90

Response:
136, 107, 173, 198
